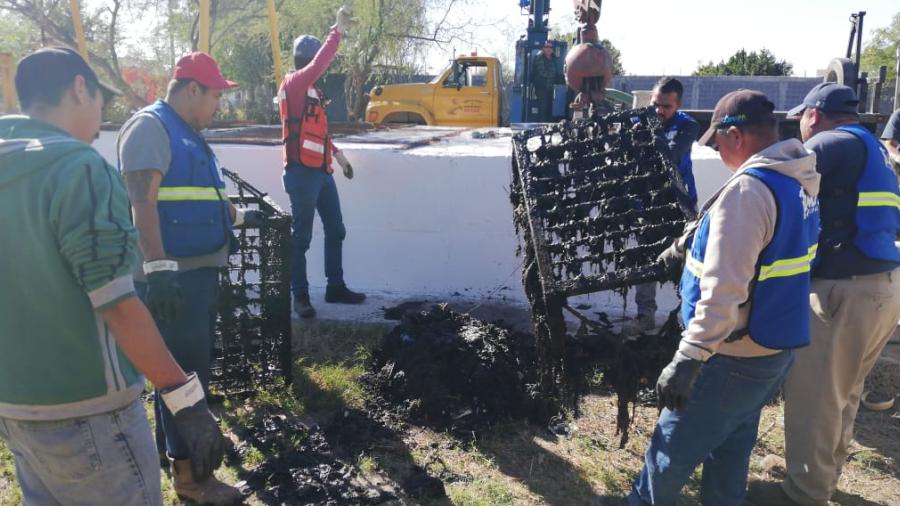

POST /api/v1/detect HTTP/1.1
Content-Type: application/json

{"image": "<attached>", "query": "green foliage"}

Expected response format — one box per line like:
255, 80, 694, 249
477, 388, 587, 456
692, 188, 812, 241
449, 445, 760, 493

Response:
693, 48, 793, 76
860, 12, 899, 82
600, 39, 625, 75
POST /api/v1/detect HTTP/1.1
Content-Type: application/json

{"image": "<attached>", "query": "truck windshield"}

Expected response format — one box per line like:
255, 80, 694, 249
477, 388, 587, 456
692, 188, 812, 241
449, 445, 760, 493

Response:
439, 61, 489, 88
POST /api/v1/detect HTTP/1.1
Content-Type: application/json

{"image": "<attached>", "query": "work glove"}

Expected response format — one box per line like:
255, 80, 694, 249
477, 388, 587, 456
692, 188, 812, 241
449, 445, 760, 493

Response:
657, 240, 685, 283
160, 373, 226, 481
334, 150, 354, 179
143, 260, 183, 323
234, 209, 266, 228
656, 351, 703, 411
335, 5, 355, 36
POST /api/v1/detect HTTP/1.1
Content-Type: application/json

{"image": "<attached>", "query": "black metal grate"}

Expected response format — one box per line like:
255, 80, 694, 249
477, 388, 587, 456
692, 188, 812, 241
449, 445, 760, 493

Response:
511, 108, 693, 418
211, 168, 292, 395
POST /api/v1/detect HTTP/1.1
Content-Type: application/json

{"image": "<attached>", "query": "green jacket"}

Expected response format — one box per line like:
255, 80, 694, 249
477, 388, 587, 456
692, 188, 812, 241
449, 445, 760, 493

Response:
0, 116, 143, 420
531, 54, 560, 90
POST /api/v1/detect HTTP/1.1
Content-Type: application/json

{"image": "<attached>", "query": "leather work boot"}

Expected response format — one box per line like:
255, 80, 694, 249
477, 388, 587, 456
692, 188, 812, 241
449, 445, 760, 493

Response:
171, 458, 242, 505
325, 284, 366, 304
745, 480, 807, 506
294, 292, 316, 319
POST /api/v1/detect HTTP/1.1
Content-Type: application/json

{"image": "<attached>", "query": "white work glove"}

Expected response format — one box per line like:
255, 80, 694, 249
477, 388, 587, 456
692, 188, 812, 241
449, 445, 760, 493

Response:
335, 5, 355, 36
334, 150, 354, 179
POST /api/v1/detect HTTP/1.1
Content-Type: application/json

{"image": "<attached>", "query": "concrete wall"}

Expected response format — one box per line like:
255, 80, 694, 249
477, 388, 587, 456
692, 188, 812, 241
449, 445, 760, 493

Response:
611, 75, 822, 111
93, 129, 732, 321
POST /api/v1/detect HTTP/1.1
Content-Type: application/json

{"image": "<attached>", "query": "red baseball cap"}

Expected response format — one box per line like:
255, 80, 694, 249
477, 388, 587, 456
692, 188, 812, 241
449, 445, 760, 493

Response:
172, 52, 238, 89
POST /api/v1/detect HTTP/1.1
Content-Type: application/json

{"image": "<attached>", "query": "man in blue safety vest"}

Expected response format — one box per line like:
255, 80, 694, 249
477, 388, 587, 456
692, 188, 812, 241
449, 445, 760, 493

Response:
628, 90, 820, 506
748, 83, 900, 506
118, 52, 259, 504
625, 77, 700, 335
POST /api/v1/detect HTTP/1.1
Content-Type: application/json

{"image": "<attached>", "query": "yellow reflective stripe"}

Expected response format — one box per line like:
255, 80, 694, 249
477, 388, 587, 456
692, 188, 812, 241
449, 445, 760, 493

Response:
757, 244, 818, 282
157, 186, 227, 201
685, 254, 703, 278
858, 192, 900, 209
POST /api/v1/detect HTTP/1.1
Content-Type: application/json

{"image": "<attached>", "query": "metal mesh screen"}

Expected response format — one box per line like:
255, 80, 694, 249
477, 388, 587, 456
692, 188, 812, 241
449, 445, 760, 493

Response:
211, 168, 292, 395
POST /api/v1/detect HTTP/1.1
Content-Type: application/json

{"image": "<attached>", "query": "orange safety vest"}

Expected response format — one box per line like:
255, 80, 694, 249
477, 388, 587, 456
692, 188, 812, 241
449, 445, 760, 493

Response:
280, 84, 332, 172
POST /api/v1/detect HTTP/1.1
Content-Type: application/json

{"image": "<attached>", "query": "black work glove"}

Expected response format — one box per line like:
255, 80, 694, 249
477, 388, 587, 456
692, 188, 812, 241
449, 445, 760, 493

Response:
144, 266, 183, 323
656, 352, 703, 411
657, 240, 685, 283
241, 210, 267, 228
161, 373, 226, 481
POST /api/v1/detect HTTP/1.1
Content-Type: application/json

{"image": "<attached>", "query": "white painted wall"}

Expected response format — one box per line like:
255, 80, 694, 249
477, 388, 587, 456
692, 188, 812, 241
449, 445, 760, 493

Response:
93, 129, 732, 321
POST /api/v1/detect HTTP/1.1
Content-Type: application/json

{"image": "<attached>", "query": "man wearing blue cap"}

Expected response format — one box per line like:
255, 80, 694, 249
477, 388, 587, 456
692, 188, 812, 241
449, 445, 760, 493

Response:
279, 5, 366, 319
748, 83, 900, 505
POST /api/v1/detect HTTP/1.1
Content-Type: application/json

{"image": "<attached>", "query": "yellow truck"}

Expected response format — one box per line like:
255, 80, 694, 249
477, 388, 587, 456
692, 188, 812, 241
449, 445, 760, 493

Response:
366, 55, 504, 127
366, 54, 633, 127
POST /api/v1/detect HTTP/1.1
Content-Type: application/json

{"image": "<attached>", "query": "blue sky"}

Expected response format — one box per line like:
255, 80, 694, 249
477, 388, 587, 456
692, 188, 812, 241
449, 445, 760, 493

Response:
426, 0, 898, 76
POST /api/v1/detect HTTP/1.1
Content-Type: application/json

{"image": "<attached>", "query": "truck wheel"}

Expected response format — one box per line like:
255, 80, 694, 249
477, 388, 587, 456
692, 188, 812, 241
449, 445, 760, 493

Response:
823, 58, 857, 90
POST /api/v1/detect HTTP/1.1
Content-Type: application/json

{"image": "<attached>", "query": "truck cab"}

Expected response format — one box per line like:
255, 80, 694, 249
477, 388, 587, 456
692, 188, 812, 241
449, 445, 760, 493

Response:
367, 56, 504, 127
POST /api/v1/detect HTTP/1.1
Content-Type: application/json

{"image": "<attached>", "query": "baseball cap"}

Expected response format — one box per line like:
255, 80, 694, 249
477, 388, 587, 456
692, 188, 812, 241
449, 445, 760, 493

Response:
698, 89, 777, 146
15, 46, 121, 106
786, 82, 859, 118
881, 109, 900, 142
172, 52, 238, 89
543, 40, 554, 47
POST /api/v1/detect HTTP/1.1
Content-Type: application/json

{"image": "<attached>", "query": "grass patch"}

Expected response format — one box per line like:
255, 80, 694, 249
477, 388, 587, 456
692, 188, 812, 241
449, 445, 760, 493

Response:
447, 477, 517, 506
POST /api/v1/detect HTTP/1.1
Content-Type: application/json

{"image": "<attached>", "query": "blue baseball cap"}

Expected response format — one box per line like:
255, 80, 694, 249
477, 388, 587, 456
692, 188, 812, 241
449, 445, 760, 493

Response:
787, 82, 859, 118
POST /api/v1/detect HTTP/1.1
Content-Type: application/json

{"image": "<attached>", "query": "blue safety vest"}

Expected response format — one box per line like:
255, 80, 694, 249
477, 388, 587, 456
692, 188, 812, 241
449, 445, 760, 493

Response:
667, 111, 697, 203
141, 100, 232, 257
831, 124, 900, 263
680, 168, 820, 349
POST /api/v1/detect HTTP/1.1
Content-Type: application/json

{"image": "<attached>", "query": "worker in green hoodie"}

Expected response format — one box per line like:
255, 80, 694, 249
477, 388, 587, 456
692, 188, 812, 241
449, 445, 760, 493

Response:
0, 47, 225, 506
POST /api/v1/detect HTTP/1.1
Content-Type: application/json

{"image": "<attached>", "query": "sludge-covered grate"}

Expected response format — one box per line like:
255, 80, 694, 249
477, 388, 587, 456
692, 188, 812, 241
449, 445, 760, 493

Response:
511, 108, 693, 441
211, 167, 292, 395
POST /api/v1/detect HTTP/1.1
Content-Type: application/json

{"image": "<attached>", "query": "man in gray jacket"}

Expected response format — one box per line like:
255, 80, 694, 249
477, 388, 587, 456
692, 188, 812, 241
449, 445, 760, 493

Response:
628, 90, 820, 506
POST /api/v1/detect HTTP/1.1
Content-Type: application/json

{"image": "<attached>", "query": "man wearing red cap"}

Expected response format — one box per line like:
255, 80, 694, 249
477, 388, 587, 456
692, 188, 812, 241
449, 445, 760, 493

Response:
280, 6, 366, 319
117, 51, 253, 504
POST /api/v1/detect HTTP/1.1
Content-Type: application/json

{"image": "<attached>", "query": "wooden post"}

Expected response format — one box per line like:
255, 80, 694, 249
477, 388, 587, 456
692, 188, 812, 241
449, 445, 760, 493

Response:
0, 53, 16, 113
198, 0, 210, 53
266, 0, 283, 90
69, 0, 89, 60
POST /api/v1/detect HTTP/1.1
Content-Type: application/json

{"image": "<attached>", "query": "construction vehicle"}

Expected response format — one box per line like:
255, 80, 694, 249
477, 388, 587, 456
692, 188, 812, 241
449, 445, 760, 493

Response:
366, 0, 627, 126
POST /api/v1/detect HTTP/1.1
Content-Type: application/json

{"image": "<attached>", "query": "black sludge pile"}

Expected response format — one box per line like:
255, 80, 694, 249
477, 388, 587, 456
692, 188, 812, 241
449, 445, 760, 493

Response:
362, 305, 553, 431
230, 410, 394, 505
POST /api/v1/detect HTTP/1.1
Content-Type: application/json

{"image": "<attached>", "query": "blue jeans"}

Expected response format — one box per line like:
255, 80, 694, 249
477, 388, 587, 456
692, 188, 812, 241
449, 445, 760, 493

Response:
628, 351, 794, 506
0, 399, 162, 506
282, 164, 346, 296
136, 267, 219, 459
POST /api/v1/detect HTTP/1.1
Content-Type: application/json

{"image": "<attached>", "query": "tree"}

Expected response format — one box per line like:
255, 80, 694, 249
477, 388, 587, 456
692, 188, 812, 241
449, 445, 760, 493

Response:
0, 0, 170, 109
693, 48, 793, 76
860, 12, 899, 82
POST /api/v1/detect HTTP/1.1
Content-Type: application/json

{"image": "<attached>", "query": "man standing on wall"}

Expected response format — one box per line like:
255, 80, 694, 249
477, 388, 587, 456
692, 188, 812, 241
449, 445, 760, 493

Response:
280, 6, 365, 319
0, 47, 224, 506
118, 52, 255, 503
624, 77, 700, 334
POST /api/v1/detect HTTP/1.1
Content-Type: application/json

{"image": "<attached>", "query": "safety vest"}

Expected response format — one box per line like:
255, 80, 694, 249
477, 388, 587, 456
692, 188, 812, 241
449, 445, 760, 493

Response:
141, 100, 232, 257
279, 83, 332, 172
667, 111, 697, 203
825, 124, 900, 263
680, 167, 820, 349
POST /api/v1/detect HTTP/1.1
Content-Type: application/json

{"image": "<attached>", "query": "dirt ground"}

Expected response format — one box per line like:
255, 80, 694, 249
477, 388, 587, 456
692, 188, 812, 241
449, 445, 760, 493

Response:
1, 320, 898, 506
